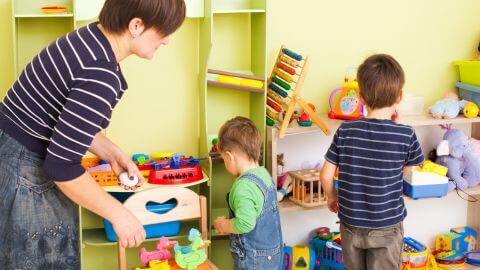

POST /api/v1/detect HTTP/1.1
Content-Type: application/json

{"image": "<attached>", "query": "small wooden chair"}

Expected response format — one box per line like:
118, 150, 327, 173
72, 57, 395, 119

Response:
118, 187, 217, 270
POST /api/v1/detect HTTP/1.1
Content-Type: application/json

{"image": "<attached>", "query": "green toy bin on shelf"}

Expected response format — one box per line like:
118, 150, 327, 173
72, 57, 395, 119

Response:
454, 60, 480, 87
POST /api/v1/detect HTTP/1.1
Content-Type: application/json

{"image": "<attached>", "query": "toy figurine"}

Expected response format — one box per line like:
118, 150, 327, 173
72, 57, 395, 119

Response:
140, 237, 177, 266
174, 229, 210, 270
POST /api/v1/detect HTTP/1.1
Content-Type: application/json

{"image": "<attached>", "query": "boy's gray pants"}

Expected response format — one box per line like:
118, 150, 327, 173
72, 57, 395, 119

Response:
340, 222, 404, 270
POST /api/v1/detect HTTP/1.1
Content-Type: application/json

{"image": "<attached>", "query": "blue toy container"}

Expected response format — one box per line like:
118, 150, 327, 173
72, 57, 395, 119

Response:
402, 181, 448, 200
456, 81, 480, 108
310, 238, 345, 270
103, 192, 180, 242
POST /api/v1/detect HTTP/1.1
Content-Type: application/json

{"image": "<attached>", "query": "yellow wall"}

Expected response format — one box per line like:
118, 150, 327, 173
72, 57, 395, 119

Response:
267, 0, 480, 111
1, 0, 480, 155
106, 19, 199, 156
0, 0, 13, 97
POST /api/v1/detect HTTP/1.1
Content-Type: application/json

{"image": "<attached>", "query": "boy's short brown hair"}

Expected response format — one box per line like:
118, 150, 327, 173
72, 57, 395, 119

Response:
357, 54, 405, 110
218, 117, 261, 162
99, 0, 186, 36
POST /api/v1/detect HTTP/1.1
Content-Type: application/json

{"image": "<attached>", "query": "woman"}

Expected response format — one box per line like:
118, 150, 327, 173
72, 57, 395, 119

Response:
0, 0, 185, 268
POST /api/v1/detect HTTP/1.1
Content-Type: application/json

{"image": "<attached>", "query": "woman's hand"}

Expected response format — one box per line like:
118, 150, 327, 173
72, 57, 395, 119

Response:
110, 150, 144, 190
111, 208, 146, 248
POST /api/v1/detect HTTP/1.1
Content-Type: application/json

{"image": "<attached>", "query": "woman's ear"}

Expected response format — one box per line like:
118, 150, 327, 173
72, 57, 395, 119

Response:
128, 18, 145, 38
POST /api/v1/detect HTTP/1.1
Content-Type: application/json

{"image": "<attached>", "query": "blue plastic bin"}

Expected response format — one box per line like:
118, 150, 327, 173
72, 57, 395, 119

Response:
402, 181, 448, 200
103, 192, 180, 242
456, 81, 480, 108
310, 238, 345, 270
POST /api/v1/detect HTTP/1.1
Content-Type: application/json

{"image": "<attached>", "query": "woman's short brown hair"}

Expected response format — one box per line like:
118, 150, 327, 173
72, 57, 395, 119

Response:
99, 0, 186, 36
218, 117, 262, 162
357, 54, 405, 110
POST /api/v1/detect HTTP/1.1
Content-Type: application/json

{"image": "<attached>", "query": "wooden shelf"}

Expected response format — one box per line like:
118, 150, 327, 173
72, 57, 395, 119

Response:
82, 221, 198, 247
279, 185, 480, 212
271, 114, 480, 137
207, 80, 264, 94
101, 172, 209, 193
15, 13, 74, 18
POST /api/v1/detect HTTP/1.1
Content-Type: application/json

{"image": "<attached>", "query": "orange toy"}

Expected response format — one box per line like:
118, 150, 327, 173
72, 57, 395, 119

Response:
328, 71, 364, 120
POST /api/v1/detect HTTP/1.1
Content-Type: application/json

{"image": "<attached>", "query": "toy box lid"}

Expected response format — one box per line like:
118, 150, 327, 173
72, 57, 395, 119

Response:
404, 167, 449, 185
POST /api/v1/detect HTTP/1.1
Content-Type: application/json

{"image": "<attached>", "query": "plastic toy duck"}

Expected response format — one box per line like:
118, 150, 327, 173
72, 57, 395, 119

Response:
174, 229, 210, 270
140, 237, 177, 266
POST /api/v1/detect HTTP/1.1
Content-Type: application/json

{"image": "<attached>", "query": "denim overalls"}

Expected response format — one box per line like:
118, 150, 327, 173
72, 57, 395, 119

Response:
227, 173, 283, 270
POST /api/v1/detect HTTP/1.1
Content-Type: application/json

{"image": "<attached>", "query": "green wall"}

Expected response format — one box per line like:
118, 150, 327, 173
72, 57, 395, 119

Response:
0, 0, 13, 97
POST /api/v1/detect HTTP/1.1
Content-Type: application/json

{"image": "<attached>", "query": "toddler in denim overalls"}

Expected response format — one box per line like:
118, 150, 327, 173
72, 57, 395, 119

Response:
213, 116, 283, 270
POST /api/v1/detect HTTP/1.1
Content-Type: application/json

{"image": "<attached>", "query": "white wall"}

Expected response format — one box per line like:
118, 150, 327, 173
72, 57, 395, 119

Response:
279, 124, 472, 248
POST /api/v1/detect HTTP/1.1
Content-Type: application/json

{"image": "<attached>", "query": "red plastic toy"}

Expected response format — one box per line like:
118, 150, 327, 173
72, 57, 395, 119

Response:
136, 154, 205, 185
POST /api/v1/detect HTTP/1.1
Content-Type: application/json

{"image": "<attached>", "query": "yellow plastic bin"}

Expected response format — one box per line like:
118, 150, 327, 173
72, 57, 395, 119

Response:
454, 61, 480, 86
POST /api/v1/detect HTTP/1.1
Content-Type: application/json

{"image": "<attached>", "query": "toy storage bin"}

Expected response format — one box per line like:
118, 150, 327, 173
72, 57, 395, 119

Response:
81, 157, 118, 186
456, 81, 480, 108
454, 61, 480, 87
403, 181, 448, 200
103, 192, 180, 242
309, 238, 345, 270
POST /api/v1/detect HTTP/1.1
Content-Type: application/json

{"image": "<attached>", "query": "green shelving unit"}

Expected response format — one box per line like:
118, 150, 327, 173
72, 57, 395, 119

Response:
199, 0, 267, 268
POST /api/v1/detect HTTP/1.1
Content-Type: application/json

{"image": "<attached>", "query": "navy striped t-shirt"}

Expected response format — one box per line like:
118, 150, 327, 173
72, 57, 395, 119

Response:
0, 22, 127, 181
325, 118, 424, 228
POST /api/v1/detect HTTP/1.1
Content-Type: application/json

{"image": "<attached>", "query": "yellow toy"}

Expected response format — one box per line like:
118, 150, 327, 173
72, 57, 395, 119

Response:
218, 75, 264, 89
419, 160, 448, 176
151, 152, 175, 160
283, 244, 316, 270
328, 74, 364, 120
135, 260, 170, 270
463, 101, 479, 118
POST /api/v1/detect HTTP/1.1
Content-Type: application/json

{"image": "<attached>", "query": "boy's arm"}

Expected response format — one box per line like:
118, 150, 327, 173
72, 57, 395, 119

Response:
320, 161, 338, 198
403, 166, 413, 176
321, 161, 339, 213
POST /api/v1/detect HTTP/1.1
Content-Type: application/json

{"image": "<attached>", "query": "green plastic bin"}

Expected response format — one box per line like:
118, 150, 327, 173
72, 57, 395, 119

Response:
454, 60, 480, 86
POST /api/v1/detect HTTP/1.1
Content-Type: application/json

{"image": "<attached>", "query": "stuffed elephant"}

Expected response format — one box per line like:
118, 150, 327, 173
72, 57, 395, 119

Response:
435, 128, 480, 190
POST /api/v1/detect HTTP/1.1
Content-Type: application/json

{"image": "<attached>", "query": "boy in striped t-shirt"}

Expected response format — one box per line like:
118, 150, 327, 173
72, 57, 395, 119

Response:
320, 54, 424, 270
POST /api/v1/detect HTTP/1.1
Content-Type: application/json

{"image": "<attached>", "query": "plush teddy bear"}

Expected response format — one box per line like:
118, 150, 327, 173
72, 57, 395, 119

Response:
430, 92, 468, 119
435, 125, 480, 190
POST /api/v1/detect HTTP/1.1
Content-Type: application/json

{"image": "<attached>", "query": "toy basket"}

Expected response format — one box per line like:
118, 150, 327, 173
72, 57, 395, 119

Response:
310, 238, 345, 270
402, 238, 438, 270
81, 157, 118, 186
456, 81, 480, 108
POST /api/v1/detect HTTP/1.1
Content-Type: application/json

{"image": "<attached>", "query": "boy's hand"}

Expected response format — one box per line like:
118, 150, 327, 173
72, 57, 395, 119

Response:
213, 216, 235, 234
327, 195, 339, 214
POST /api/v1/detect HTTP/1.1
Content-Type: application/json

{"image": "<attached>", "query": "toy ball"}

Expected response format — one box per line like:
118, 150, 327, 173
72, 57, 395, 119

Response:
463, 101, 479, 118
119, 172, 139, 187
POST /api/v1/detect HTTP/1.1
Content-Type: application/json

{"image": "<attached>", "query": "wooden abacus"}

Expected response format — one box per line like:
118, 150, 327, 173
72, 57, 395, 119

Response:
266, 46, 330, 138
289, 168, 327, 208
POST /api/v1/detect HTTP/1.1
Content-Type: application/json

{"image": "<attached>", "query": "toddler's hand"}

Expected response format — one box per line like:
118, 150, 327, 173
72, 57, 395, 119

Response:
327, 196, 339, 214
213, 216, 229, 234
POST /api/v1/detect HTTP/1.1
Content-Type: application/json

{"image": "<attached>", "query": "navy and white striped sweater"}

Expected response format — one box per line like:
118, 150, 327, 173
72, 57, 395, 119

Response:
0, 22, 127, 181
325, 118, 424, 228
